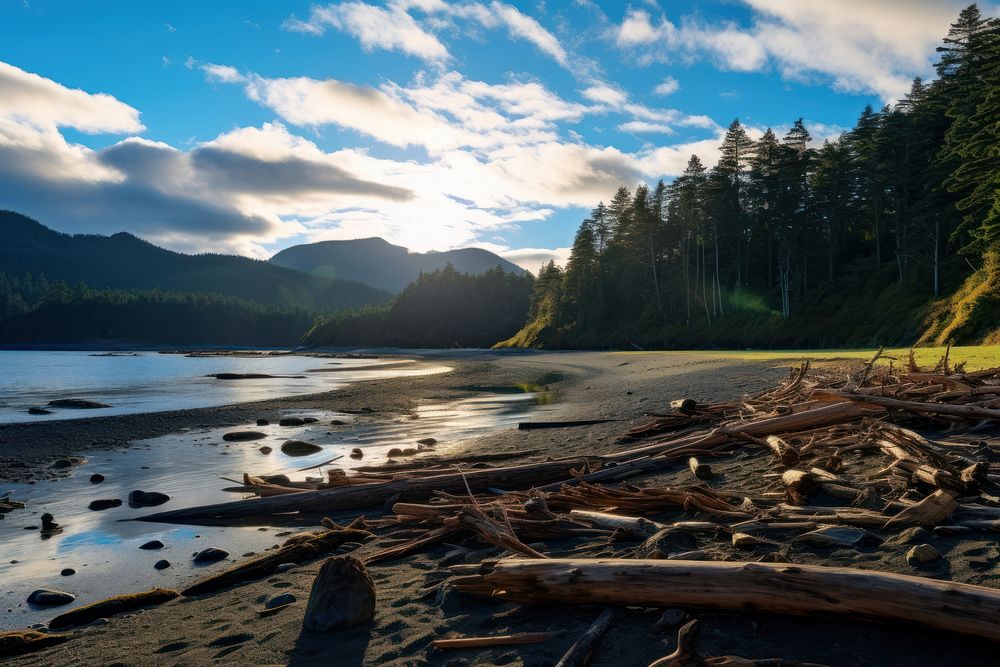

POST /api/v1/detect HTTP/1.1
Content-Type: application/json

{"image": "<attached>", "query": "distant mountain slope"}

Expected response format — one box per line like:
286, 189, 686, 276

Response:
0, 211, 390, 312
270, 237, 525, 293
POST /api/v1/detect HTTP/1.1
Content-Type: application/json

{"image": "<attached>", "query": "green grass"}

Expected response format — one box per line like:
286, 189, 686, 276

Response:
618, 345, 1000, 371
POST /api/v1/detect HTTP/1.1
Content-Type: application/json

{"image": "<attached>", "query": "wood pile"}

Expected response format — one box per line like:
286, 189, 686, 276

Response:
129, 349, 1000, 659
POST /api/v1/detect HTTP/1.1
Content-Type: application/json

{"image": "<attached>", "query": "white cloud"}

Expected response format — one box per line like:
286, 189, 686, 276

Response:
581, 83, 627, 106
652, 76, 679, 96
0, 61, 143, 134
612, 1, 983, 100
618, 120, 674, 135
486, 1, 568, 66
284, 1, 450, 63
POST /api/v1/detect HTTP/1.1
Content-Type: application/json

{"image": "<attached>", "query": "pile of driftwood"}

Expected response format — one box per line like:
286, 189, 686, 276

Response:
126, 350, 1000, 663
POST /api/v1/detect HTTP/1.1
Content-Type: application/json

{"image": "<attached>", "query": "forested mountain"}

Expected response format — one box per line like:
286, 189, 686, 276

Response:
304, 265, 533, 348
0, 212, 390, 312
501, 5, 1000, 350
0, 272, 311, 346
270, 237, 525, 293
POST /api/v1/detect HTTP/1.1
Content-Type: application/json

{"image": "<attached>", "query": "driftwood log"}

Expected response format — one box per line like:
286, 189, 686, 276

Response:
48, 588, 179, 630
448, 559, 1000, 643
556, 607, 622, 667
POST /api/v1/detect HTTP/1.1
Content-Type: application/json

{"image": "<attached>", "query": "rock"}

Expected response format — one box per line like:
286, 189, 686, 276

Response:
281, 440, 323, 456
154, 559, 171, 570
302, 556, 376, 632
275, 563, 296, 573
256, 419, 269, 426
47, 399, 110, 409
27, 589, 75, 606
793, 526, 878, 548
635, 529, 699, 559
139, 540, 164, 550
887, 527, 933, 546
28, 407, 52, 415
732, 532, 764, 549
193, 548, 230, 563
330, 419, 347, 426
656, 608, 688, 628
266, 593, 297, 609
222, 431, 267, 442
128, 490, 170, 508
89, 474, 105, 484
51, 459, 73, 469
302, 417, 319, 424
906, 543, 942, 567
88, 499, 122, 511
41, 513, 59, 531
417, 437, 438, 446
279, 417, 305, 427
349, 448, 364, 459
259, 446, 273, 454
60, 568, 75, 577
260, 474, 291, 485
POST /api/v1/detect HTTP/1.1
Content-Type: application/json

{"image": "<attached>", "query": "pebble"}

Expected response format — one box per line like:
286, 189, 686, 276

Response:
27, 589, 76, 606
41, 513, 59, 531
266, 593, 297, 609
139, 540, 165, 550
281, 440, 322, 456
193, 547, 229, 563
90, 473, 105, 484
417, 437, 438, 446
223, 431, 267, 442
256, 419, 270, 426
906, 543, 942, 567
60, 568, 76, 576
28, 407, 52, 415
278, 417, 305, 427
88, 499, 122, 511
154, 559, 171, 570
330, 419, 347, 426
128, 490, 170, 507
349, 448, 364, 459
275, 563, 296, 573
259, 446, 273, 454
302, 417, 319, 423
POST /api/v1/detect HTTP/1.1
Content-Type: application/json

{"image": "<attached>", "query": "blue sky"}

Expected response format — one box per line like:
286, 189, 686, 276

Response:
0, 0, 988, 269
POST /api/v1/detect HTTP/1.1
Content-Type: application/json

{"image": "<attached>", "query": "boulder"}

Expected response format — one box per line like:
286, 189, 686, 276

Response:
128, 490, 170, 508
193, 548, 230, 564
27, 589, 75, 607
89, 474, 105, 484
279, 417, 305, 427
139, 540, 164, 550
222, 431, 267, 442
60, 568, 75, 577
154, 560, 171, 570
88, 499, 122, 511
302, 556, 376, 632
281, 440, 323, 456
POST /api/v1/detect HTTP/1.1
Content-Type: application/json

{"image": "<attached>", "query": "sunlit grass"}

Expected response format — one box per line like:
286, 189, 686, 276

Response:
619, 346, 1000, 371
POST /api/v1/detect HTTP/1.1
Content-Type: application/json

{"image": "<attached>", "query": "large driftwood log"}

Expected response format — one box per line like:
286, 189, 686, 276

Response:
814, 390, 1000, 422
448, 558, 1000, 643
182, 528, 372, 595
134, 459, 593, 525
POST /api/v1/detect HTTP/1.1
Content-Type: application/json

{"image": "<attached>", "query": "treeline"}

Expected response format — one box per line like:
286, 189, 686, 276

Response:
502, 5, 1000, 349
0, 272, 312, 346
304, 265, 533, 348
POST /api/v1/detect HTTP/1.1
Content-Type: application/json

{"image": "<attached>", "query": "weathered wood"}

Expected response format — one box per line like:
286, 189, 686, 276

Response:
766, 436, 799, 467
0, 630, 71, 658
365, 525, 463, 564
182, 528, 372, 596
433, 632, 556, 649
444, 506, 547, 558
568, 510, 668, 537
48, 588, 179, 630
883, 490, 957, 528
135, 458, 593, 525
648, 620, 827, 667
688, 457, 713, 480
448, 558, 1000, 643
816, 390, 1000, 422
555, 607, 622, 667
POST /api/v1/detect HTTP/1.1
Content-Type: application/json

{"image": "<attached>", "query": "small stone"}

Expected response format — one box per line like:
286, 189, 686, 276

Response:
28, 589, 75, 606
256, 419, 270, 426
275, 563, 296, 573
52, 459, 73, 469
266, 593, 297, 609
193, 547, 230, 563
259, 446, 273, 454
330, 419, 347, 426
154, 559, 171, 570
656, 608, 688, 627
417, 437, 437, 446
128, 490, 170, 507
222, 431, 267, 442
90, 618, 110, 626
349, 448, 364, 459
139, 540, 164, 550
303, 556, 375, 632
279, 417, 305, 427
88, 499, 122, 511
302, 417, 319, 424
48, 399, 110, 409
89, 473, 105, 484
887, 527, 933, 546
41, 513, 59, 531
281, 440, 322, 456
28, 407, 52, 415
60, 568, 76, 576
906, 543, 942, 567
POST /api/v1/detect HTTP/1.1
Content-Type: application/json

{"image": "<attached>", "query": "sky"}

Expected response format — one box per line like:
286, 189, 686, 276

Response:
0, 0, 992, 271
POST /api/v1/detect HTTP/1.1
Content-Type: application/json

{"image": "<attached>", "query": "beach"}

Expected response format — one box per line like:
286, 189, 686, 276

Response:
3, 350, 998, 666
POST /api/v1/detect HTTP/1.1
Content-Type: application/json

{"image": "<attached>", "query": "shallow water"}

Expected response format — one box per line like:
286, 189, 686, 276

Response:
0, 351, 449, 424
0, 391, 549, 630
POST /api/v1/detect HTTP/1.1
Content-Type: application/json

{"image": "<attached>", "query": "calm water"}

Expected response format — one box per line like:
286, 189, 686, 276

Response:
0, 351, 449, 424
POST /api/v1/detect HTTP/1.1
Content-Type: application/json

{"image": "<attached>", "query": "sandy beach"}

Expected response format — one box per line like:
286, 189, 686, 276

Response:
3, 350, 998, 666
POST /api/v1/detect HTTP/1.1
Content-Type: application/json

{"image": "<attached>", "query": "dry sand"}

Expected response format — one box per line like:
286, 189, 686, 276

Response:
4, 350, 998, 666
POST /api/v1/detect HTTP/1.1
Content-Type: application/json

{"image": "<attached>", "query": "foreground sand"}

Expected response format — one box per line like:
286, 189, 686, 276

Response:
5, 351, 999, 666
